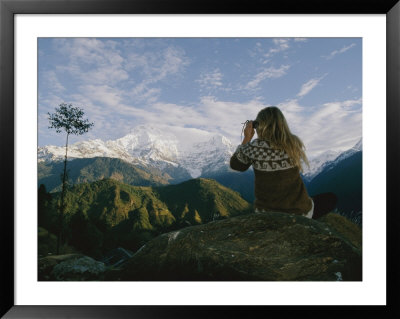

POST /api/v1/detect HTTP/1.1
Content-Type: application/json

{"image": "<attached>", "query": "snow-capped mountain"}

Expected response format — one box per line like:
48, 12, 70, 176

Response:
306, 139, 362, 214
180, 135, 235, 177
38, 125, 361, 182
331, 138, 362, 164
303, 138, 362, 182
38, 126, 235, 178
302, 150, 341, 180
37, 139, 136, 164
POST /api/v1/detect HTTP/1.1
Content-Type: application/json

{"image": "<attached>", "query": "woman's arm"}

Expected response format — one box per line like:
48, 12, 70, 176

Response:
242, 121, 255, 145
230, 151, 251, 171
230, 121, 255, 171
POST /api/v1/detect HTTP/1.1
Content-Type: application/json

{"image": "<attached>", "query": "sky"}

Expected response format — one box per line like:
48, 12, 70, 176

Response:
38, 37, 362, 158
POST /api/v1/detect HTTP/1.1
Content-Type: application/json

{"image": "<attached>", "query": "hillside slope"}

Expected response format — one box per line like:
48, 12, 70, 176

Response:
154, 178, 252, 225
307, 152, 362, 214
41, 178, 251, 255
38, 157, 172, 192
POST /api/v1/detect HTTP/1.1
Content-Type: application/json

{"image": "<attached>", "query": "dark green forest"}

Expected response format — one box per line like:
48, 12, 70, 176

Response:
38, 178, 252, 259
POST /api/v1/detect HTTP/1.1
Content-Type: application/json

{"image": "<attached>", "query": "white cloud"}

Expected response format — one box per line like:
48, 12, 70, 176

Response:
51, 39, 190, 105
39, 38, 361, 157
54, 38, 118, 68
299, 98, 362, 155
126, 47, 189, 83
194, 98, 265, 142
297, 74, 327, 98
53, 38, 128, 87
99, 97, 264, 143
140, 96, 362, 158
154, 46, 189, 81
278, 99, 305, 115
196, 68, 223, 91
323, 43, 356, 60
82, 66, 129, 85
264, 38, 291, 58
40, 92, 362, 159
294, 38, 308, 42
247, 38, 291, 65
125, 46, 190, 102
246, 65, 290, 90
79, 84, 123, 108
344, 98, 362, 107
39, 94, 65, 112
43, 71, 65, 93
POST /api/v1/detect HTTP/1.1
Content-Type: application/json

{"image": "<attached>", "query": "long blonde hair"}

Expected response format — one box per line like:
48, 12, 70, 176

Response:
255, 106, 309, 172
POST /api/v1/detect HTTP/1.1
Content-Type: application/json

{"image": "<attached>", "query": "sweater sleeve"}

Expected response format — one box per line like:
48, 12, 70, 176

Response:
230, 144, 252, 172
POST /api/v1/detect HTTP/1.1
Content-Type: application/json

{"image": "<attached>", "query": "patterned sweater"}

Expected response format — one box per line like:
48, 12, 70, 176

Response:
230, 138, 312, 216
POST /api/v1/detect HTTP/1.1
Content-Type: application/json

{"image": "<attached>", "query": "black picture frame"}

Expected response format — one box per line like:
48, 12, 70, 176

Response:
1, 0, 399, 318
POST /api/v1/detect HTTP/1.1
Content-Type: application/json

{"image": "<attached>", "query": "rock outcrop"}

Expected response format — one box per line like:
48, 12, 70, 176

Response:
39, 254, 106, 281
51, 256, 106, 281
105, 212, 362, 281
38, 254, 84, 280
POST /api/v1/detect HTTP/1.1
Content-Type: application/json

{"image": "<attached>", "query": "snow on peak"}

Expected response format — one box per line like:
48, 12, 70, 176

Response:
353, 138, 362, 151
38, 126, 236, 178
303, 137, 362, 181
114, 126, 179, 162
303, 150, 341, 178
38, 125, 361, 180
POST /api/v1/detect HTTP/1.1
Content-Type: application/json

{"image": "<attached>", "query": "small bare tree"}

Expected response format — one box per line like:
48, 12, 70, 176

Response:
48, 103, 94, 254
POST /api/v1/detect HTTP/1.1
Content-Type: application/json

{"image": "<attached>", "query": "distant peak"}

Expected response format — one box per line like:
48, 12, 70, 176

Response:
214, 134, 233, 145
353, 138, 362, 151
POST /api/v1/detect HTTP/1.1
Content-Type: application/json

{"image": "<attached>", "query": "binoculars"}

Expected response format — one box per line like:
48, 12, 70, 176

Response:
244, 120, 259, 129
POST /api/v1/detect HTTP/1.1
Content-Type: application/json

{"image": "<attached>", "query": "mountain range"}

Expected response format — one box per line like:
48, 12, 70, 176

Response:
303, 138, 362, 181
38, 125, 235, 179
39, 125, 361, 182
307, 149, 362, 215
38, 127, 362, 214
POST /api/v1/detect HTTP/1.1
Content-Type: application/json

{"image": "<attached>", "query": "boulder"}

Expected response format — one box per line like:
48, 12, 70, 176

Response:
38, 254, 84, 280
105, 212, 362, 281
51, 256, 106, 281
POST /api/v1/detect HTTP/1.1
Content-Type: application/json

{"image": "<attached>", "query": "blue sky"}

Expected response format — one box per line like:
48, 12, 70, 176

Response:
38, 37, 362, 158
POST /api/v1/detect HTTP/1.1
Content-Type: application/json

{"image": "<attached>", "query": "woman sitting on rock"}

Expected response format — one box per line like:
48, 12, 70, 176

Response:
230, 106, 337, 219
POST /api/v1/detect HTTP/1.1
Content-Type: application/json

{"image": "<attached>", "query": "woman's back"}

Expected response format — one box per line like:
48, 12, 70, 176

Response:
230, 138, 312, 215
230, 106, 337, 219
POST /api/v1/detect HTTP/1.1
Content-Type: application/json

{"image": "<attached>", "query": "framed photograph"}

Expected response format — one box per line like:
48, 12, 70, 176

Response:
1, 0, 399, 317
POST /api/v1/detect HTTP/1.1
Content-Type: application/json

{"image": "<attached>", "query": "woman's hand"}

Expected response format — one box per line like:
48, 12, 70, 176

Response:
242, 121, 255, 145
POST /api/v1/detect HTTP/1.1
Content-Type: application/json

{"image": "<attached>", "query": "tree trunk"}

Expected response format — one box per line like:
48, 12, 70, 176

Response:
56, 133, 69, 255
